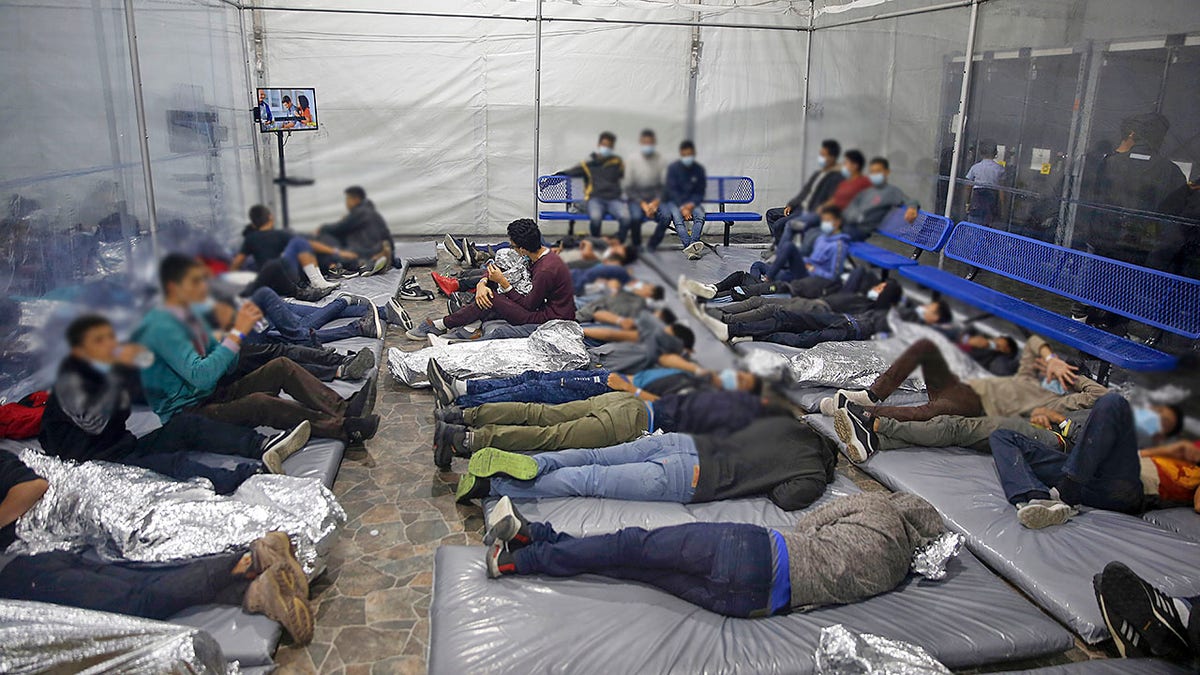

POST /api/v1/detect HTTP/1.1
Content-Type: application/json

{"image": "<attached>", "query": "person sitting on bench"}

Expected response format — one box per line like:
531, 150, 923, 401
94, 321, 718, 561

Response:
481, 491, 945, 618
0, 452, 315, 644
825, 334, 1107, 424
40, 315, 311, 491
315, 186, 394, 276
622, 129, 667, 248
553, 131, 630, 238
431, 387, 781, 469
985, 392, 1194, 528
455, 415, 837, 510
231, 204, 350, 291
134, 254, 380, 444
1093, 561, 1200, 663
765, 138, 844, 247
840, 156, 919, 242
650, 140, 708, 259
833, 388, 1182, 465
407, 220, 575, 340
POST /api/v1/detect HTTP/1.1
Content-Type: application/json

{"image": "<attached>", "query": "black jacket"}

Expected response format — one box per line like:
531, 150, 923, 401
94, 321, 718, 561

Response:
40, 356, 137, 462
558, 154, 625, 201
319, 200, 393, 257
691, 416, 837, 510
652, 390, 763, 436
787, 169, 844, 212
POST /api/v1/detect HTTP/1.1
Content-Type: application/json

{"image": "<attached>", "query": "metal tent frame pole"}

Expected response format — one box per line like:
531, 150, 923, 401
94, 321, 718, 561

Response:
122, 0, 159, 259
533, 0, 544, 221
939, 0, 980, 267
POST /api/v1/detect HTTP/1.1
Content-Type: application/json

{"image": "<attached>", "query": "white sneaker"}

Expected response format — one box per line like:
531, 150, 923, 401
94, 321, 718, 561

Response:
679, 277, 717, 300
835, 389, 878, 408
818, 397, 838, 416
1017, 499, 1077, 529
697, 311, 729, 342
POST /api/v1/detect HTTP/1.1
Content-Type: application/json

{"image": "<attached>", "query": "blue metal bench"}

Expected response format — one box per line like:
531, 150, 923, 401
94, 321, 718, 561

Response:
848, 207, 956, 270
537, 175, 762, 246
899, 222, 1200, 372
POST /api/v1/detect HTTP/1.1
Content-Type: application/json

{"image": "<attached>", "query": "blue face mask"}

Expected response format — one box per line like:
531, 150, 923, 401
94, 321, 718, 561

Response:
840, 166, 851, 178
868, 172, 886, 187
1040, 377, 1066, 395
719, 369, 739, 391
596, 146, 613, 158
1134, 407, 1162, 446
89, 360, 112, 375
820, 220, 836, 234
189, 298, 215, 316
641, 144, 655, 156
680, 156, 695, 167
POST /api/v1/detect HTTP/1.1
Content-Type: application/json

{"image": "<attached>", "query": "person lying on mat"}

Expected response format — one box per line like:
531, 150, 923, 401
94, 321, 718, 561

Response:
831, 389, 1182, 466
231, 204, 352, 291
0, 451, 315, 644
40, 315, 310, 491
430, 387, 785, 469
570, 249, 636, 296
455, 415, 837, 511
574, 281, 665, 322
424, 360, 760, 410
213, 288, 388, 350
555, 235, 629, 270
315, 186, 394, 276
134, 254, 381, 445
480, 491, 945, 618
684, 268, 897, 318
1093, 561, 1200, 664
408, 219, 575, 340
587, 309, 697, 374
821, 334, 1107, 424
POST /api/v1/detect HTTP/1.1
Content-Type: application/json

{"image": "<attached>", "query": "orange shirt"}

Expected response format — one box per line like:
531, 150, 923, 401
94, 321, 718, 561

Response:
1149, 455, 1200, 504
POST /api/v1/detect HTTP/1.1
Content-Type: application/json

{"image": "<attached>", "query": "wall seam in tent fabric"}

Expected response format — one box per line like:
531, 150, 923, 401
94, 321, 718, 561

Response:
122, 0, 159, 259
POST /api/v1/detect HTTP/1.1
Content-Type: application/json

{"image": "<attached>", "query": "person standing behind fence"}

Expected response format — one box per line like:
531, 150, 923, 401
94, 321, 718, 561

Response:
965, 140, 1005, 227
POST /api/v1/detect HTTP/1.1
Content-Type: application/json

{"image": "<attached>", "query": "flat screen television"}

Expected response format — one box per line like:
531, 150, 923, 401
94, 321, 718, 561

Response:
255, 87, 317, 132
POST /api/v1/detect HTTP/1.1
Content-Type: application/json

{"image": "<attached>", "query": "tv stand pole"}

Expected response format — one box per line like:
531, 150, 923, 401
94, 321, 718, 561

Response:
275, 131, 291, 229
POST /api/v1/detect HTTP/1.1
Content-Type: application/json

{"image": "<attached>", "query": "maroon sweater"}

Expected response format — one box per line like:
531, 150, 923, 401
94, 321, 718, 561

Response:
512, 250, 576, 323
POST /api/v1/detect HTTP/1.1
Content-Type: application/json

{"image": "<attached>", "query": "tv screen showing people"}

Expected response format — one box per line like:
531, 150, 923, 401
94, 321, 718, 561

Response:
256, 87, 317, 132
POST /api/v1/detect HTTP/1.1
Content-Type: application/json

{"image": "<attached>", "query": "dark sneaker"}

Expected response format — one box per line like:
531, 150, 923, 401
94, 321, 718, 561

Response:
444, 234, 465, 261
406, 320, 445, 341
346, 379, 377, 419
463, 238, 479, 268
261, 421, 311, 474
468, 447, 538, 480
356, 310, 382, 340
431, 271, 460, 296
836, 388, 878, 408
368, 255, 389, 276
336, 292, 370, 307
243, 563, 314, 646
249, 531, 309, 597
426, 359, 458, 409
483, 495, 532, 548
455, 473, 491, 503
447, 291, 474, 315
433, 420, 469, 469
384, 300, 413, 330
340, 348, 375, 381
1094, 561, 1191, 660
833, 402, 879, 464
485, 540, 517, 579
344, 414, 380, 444
434, 405, 465, 426
293, 286, 334, 302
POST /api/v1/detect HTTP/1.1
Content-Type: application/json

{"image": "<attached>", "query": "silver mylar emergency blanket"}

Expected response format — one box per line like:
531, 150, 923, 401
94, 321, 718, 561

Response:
12, 450, 344, 575
389, 319, 592, 387
0, 600, 234, 675
741, 311, 990, 391
492, 247, 534, 295
815, 624, 950, 674
910, 532, 964, 580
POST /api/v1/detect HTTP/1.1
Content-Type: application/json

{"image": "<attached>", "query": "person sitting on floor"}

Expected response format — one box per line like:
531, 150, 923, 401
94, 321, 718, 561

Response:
0, 451, 315, 644
133, 254, 380, 444
315, 186, 394, 276
552, 131, 630, 238
39, 315, 311, 491
407, 219, 575, 340
823, 334, 1107, 424
481, 491, 945, 618
231, 204, 350, 291
455, 415, 837, 511
234, 341, 376, 384
1093, 561, 1200, 664
649, 140, 708, 259
430, 387, 783, 469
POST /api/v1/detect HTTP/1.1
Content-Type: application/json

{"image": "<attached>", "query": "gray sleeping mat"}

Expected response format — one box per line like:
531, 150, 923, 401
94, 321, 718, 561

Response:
1001, 659, 1194, 674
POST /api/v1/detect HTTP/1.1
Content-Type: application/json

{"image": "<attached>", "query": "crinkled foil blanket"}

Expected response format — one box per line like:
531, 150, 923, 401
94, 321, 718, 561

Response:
910, 531, 964, 580
12, 450, 345, 576
0, 600, 235, 674
740, 311, 992, 390
492, 247, 534, 295
816, 624, 950, 674
389, 319, 592, 387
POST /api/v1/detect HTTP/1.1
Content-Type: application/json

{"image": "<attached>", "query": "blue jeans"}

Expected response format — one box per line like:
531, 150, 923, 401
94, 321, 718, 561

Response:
755, 235, 809, 282
657, 203, 707, 246
458, 370, 611, 408
280, 237, 315, 276
490, 433, 700, 502
768, 210, 816, 246
572, 264, 631, 294
511, 521, 775, 618
130, 413, 264, 494
990, 393, 1144, 513
249, 288, 362, 347
621, 199, 653, 247
586, 198, 631, 237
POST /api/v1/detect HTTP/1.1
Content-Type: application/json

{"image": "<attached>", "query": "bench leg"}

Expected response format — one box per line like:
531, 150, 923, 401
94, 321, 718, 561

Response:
723, 222, 731, 247
567, 220, 576, 238
1096, 362, 1112, 386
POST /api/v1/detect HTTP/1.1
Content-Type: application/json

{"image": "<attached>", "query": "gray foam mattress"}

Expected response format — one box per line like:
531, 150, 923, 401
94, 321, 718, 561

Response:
804, 414, 1200, 643
628, 258, 736, 371
1141, 507, 1200, 543
1001, 659, 1194, 674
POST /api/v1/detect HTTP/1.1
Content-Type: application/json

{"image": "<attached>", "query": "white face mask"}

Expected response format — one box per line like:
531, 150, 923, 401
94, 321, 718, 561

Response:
868, 172, 886, 187
816, 154, 827, 168
867, 289, 881, 301
820, 220, 836, 234
641, 144, 655, 156
597, 146, 613, 158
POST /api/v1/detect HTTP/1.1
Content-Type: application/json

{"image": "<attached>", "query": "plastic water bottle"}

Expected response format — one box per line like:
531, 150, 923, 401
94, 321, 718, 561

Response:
132, 349, 156, 369
254, 318, 270, 334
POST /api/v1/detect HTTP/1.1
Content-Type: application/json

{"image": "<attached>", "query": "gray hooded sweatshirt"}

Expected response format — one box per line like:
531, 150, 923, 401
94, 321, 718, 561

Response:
781, 492, 945, 610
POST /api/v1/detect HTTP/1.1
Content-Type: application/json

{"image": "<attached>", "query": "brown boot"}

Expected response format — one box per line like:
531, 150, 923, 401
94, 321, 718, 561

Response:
243, 563, 314, 646
250, 531, 309, 597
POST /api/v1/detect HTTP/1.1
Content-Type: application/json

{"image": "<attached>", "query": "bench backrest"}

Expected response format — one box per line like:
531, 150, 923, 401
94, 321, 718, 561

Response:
537, 175, 754, 205
878, 207, 956, 252
944, 222, 1200, 338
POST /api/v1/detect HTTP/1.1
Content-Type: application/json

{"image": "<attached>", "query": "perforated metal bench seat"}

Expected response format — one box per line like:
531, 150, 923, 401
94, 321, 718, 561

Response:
846, 208, 955, 270
898, 264, 1177, 371
847, 241, 920, 269
537, 210, 761, 222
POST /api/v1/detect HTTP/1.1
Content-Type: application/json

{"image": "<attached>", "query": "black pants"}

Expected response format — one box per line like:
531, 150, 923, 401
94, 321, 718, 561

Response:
246, 258, 304, 297
0, 550, 247, 620
123, 413, 264, 494
198, 357, 348, 439
239, 343, 347, 382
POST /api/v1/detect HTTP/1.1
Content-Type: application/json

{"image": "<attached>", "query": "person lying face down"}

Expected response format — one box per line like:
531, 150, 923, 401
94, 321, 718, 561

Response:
0, 452, 315, 644
430, 385, 788, 469
481, 491, 946, 618
455, 415, 838, 512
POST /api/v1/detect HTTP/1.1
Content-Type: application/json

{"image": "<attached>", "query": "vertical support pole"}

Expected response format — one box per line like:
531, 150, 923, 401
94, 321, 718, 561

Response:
685, 2, 703, 141
800, 2, 814, 175
93, 0, 136, 281
123, 0, 159, 259
239, 4, 266, 205
1062, 43, 1102, 248
533, 0, 544, 222
277, 132, 290, 229
940, 0, 979, 267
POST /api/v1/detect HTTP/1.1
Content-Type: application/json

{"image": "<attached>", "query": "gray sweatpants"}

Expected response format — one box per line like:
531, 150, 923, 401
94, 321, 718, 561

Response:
876, 415, 1062, 452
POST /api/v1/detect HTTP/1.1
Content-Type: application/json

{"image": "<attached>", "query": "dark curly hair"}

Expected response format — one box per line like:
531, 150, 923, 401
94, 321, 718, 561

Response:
507, 218, 543, 252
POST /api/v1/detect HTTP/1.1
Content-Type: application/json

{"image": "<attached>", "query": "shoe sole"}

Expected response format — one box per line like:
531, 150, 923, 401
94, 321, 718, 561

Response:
344, 349, 376, 380
386, 300, 414, 330
468, 447, 538, 480
433, 430, 453, 471
426, 361, 456, 409
252, 533, 310, 597
483, 496, 518, 546
1017, 504, 1072, 529
455, 473, 478, 502
444, 234, 464, 261
832, 409, 870, 464
680, 279, 716, 300
262, 421, 312, 473
244, 566, 314, 646
405, 327, 434, 341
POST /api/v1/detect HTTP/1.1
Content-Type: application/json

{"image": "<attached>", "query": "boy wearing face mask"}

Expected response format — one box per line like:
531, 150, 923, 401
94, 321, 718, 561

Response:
554, 131, 631, 238
765, 139, 845, 248
652, 140, 708, 258
40, 315, 311, 492
841, 157, 919, 241
622, 129, 667, 248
